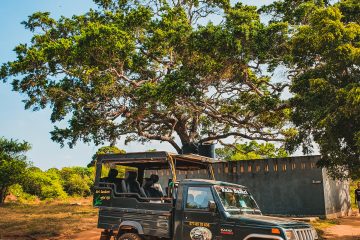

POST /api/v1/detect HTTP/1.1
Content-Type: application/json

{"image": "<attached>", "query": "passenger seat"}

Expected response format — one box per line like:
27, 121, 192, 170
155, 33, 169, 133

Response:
125, 171, 147, 197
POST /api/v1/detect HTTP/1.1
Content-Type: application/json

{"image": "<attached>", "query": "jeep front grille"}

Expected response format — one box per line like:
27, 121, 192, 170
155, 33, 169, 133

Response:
294, 228, 314, 240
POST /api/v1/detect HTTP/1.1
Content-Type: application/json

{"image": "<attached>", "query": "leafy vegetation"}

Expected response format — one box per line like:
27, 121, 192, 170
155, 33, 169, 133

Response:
14, 166, 95, 201
0, 0, 294, 155
263, 0, 360, 178
21, 167, 68, 200
0, 0, 358, 178
216, 141, 288, 161
0, 137, 31, 204
60, 167, 94, 197
0, 136, 95, 202
88, 145, 126, 167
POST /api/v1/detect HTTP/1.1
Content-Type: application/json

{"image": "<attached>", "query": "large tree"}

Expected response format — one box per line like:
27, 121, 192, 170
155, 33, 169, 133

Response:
1, 0, 293, 153
264, 0, 360, 178
0, 137, 31, 203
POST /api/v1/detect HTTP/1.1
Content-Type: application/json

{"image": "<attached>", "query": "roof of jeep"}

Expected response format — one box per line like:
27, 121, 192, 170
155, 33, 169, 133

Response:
96, 151, 225, 170
180, 179, 247, 189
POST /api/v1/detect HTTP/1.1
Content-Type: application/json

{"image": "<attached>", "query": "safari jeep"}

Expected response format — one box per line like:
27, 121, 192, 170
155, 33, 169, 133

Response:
94, 151, 318, 240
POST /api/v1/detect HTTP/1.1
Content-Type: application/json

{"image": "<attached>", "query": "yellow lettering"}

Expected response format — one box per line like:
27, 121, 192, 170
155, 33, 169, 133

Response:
188, 222, 210, 227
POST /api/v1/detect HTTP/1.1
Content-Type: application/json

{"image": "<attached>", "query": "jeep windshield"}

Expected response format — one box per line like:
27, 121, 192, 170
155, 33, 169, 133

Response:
214, 185, 261, 215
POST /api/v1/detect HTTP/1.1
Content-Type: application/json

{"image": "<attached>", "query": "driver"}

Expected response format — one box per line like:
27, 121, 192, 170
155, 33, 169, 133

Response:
225, 192, 237, 207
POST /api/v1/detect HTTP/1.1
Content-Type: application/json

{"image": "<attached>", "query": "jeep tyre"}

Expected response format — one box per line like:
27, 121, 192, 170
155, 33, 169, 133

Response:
118, 233, 142, 240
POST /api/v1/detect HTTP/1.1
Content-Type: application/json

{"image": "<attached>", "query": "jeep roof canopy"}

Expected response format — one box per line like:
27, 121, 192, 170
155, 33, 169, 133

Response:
96, 151, 224, 182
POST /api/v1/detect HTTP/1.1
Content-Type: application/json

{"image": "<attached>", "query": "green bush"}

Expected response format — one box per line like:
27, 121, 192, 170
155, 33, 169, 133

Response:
22, 168, 67, 200
40, 181, 67, 199
65, 174, 91, 196
60, 167, 94, 197
8, 184, 37, 203
9, 165, 95, 200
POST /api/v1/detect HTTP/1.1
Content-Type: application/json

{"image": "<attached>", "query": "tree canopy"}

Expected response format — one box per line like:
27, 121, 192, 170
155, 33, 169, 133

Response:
265, 0, 360, 178
0, 137, 31, 203
0, 0, 293, 153
1, 0, 359, 178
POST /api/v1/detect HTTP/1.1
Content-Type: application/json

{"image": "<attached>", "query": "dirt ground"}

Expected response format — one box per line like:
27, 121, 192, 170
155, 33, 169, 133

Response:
0, 199, 98, 240
69, 229, 102, 240
1, 199, 360, 240
66, 216, 360, 240
322, 215, 360, 240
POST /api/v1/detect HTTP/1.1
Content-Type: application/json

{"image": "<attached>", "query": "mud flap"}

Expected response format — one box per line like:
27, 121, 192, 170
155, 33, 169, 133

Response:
100, 230, 113, 240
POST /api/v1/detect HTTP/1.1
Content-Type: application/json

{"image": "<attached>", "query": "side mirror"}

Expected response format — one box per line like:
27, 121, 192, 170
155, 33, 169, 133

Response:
208, 200, 217, 212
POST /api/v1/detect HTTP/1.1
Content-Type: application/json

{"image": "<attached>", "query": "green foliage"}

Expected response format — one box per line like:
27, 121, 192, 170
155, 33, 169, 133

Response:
0, 137, 31, 161
22, 167, 68, 200
8, 184, 38, 203
0, 137, 31, 203
0, 0, 293, 153
265, 0, 360, 178
88, 145, 125, 167
19, 166, 95, 200
260, 0, 329, 25
216, 141, 288, 161
59, 167, 94, 196
0, 137, 97, 202
95, 146, 126, 155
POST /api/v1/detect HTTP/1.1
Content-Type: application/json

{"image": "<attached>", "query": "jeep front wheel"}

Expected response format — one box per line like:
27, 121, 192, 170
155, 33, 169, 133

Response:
118, 233, 142, 240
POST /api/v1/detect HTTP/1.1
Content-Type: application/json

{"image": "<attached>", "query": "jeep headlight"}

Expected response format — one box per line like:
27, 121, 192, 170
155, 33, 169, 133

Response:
311, 227, 319, 239
285, 230, 296, 240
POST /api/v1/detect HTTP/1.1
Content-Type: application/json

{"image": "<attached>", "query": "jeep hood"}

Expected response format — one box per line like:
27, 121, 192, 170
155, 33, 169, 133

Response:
229, 214, 311, 229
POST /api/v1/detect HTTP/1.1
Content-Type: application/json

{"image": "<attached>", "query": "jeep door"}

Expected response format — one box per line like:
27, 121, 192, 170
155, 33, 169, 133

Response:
181, 186, 220, 240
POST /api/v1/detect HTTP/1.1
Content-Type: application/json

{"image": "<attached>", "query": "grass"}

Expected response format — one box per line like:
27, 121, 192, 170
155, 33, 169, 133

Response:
0, 198, 98, 240
311, 219, 340, 239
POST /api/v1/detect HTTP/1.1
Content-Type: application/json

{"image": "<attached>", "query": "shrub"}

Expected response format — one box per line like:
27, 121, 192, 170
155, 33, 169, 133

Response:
40, 181, 67, 199
22, 168, 67, 200
65, 174, 91, 196
60, 167, 94, 197
8, 184, 37, 203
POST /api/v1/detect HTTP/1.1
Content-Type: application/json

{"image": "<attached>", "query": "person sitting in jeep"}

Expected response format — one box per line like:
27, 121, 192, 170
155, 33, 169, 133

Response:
143, 174, 163, 198
103, 168, 124, 193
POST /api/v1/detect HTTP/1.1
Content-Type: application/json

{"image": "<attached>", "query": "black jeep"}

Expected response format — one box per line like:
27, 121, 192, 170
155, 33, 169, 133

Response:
94, 151, 318, 240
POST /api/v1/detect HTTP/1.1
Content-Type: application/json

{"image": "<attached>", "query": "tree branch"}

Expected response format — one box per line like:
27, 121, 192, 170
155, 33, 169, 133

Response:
200, 132, 285, 143
138, 131, 181, 153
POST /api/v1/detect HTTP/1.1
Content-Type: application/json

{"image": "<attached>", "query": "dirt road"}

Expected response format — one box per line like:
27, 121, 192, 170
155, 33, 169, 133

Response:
67, 216, 360, 240
322, 215, 360, 240
67, 229, 102, 240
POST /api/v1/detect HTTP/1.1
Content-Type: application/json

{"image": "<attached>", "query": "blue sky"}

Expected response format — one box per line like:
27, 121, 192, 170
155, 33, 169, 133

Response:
0, 0, 99, 170
0, 0, 281, 170
0, 0, 175, 170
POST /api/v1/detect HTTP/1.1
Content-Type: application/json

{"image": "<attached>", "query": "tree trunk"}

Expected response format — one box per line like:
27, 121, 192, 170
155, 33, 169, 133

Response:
0, 186, 8, 204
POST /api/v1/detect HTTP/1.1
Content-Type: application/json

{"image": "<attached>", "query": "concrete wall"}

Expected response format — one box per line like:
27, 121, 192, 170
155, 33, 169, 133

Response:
212, 156, 327, 216
322, 169, 352, 218
150, 156, 351, 217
